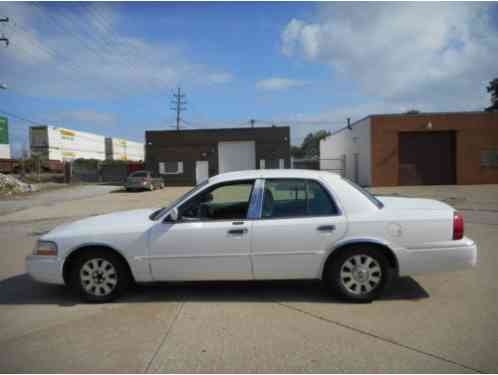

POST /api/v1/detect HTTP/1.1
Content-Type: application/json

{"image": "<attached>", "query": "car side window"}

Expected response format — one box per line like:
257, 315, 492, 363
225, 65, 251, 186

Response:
306, 180, 339, 216
262, 179, 339, 219
179, 180, 254, 221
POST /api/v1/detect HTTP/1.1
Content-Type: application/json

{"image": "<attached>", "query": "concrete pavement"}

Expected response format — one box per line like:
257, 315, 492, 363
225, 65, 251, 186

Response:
0, 184, 497, 372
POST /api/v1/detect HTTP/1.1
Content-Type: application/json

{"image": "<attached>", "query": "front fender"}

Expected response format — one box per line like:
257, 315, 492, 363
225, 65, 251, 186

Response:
62, 241, 152, 283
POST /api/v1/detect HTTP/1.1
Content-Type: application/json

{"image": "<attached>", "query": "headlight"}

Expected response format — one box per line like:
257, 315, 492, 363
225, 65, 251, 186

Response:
33, 240, 58, 256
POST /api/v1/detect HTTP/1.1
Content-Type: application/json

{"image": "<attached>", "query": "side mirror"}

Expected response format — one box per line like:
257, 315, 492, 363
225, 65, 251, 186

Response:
168, 207, 179, 222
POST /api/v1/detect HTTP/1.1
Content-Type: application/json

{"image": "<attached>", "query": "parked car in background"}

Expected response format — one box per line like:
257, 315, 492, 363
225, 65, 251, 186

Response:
26, 169, 477, 303
125, 170, 164, 191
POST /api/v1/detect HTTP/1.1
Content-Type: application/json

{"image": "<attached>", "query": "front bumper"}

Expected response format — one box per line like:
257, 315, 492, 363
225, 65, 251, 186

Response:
397, 237, 477, 276
25, 255, 65, 285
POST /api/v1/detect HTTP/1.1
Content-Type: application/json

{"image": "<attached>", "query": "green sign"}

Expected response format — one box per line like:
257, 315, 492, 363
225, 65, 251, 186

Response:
0, 117, 8, 145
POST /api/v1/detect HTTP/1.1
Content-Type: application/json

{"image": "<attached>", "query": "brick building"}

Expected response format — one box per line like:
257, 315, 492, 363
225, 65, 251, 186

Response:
145, 127, 290, 185
320, 112, 498, 186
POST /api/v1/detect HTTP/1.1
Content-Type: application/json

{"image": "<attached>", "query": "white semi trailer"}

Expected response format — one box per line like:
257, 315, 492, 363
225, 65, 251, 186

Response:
30, 126, 107, 161
105, 137, 144, 161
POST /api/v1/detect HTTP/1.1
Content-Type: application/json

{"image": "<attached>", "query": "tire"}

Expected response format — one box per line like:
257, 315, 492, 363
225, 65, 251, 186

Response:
323, 245, 391, 302
69, 249, 131, 302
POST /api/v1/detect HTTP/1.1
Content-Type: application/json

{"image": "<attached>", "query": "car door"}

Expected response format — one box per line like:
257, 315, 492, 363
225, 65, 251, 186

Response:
251, 178, 347, 280
147, 180, 256, 281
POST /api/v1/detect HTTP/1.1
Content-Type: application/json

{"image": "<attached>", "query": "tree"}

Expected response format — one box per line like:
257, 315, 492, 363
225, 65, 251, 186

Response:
294, 130, 331, 159
405, 109, 421, 114
486, 78, 498, 112
290, 145, 304, 158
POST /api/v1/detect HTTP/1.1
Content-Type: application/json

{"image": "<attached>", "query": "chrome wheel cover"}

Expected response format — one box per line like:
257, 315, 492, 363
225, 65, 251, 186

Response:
340, 255, 382, 295
80, 258, 118, 297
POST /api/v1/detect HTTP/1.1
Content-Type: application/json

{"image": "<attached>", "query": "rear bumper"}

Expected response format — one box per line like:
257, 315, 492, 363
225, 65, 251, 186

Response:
25, 255, 65, 285
125, 183, 149, 190
397, 237, 477, 276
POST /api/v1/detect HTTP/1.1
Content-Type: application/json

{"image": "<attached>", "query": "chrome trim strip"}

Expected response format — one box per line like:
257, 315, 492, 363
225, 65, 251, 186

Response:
136, 250, 324, 261
253, 251, 324, 256
135, 253, 251, 260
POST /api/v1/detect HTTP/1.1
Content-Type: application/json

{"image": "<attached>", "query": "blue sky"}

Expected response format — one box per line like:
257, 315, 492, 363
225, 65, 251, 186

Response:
1, 2, 497, 156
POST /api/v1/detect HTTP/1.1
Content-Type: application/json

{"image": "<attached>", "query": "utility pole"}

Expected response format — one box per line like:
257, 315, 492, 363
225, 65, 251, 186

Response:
0, 17, 9, 46
170, 87, 186, 130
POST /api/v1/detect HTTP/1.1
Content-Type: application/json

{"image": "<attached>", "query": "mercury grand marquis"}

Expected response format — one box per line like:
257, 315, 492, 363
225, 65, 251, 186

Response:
26, 169, 477, 302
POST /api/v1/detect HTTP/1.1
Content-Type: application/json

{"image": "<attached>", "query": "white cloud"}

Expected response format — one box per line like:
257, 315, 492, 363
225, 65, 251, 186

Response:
0, 3, 232, 99
204, 73, 233, 85
256, 77, 309, 91
281, 3, 498, 111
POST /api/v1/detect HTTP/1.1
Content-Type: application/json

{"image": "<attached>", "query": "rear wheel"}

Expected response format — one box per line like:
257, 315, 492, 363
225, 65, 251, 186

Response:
323, 246, 391, 302
69, 250, 131, 302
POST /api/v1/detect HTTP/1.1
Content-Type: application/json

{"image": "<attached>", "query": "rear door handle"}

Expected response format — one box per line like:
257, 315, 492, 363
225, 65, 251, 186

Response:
317, 225, 336, 232
228, 228, 248, 235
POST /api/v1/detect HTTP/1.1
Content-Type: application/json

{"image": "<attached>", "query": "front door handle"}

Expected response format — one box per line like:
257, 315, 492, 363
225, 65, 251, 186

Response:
317, 225, 336, 232
228, 228, 248, 235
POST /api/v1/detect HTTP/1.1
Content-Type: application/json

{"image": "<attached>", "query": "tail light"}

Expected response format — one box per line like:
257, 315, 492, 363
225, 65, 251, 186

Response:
453, 212, 464, 240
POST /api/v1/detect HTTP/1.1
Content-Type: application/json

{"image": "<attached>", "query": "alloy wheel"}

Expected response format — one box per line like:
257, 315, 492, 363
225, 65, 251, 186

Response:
340, 254, 382, 295
80, 258, 118, 297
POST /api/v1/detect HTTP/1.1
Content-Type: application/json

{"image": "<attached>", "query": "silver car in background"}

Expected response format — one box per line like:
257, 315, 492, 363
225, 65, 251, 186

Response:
125, 170, 164, 191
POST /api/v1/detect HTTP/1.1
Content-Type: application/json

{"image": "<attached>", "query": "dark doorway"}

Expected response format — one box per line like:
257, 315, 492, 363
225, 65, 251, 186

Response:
399, 131, 456, 185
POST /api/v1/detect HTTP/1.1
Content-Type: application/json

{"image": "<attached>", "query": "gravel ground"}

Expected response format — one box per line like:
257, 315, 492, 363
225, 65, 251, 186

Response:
0, 184, 496, 372
0, 184, 120, 217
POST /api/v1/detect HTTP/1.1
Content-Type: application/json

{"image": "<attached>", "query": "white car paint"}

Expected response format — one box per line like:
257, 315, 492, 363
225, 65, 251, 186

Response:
26, 169, 477, 286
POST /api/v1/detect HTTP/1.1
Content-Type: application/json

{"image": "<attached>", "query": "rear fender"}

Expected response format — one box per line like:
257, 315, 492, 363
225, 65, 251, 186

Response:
318, 236, 399, 278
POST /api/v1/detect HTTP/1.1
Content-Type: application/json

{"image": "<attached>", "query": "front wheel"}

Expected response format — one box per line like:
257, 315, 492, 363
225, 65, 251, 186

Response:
69, 250, 131, 302
323, 246, 391, 302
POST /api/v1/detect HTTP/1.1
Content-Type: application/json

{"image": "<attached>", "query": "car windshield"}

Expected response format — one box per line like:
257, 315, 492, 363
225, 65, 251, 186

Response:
343, 178, 384, 209
130, 171, 147, 178
149, 180, 209, 221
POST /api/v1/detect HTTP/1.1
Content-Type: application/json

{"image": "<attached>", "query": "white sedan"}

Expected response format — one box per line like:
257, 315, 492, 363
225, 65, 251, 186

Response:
26, 169, 477, 302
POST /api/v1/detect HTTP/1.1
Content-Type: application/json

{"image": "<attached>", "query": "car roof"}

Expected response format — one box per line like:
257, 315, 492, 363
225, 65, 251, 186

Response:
208, 169, 341, 184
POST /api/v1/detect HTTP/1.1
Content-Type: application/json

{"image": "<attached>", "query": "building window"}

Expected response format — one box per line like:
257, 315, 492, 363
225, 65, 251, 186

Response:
159, 161, 184, 175
260, 159, 285, 169
481, 150, 498, 167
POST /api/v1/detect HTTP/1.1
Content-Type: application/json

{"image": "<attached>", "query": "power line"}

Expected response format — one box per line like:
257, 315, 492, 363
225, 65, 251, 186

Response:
170, 87, 187, 130
0, 108, 47, 127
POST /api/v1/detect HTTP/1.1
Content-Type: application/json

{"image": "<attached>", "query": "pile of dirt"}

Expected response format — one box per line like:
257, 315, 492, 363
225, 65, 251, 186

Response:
0, 173, 34, 195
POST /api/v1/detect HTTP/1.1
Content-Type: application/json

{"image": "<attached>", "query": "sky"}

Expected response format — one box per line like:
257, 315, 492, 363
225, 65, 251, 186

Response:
0, 2, 497, 156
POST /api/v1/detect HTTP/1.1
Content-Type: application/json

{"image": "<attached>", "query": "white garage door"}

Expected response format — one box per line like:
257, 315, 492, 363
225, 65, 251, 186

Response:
218, 141, 256, 173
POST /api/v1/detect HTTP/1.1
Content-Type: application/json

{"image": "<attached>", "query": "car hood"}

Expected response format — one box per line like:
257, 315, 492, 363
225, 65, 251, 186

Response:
44, 208, 158, 238
377, 196, 454, 211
